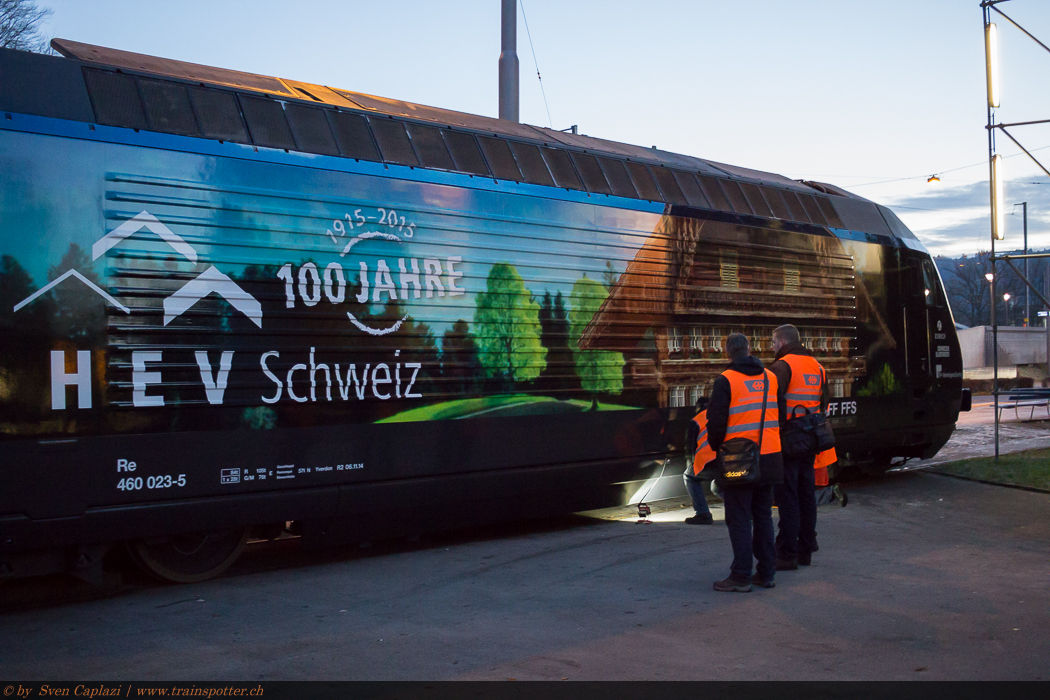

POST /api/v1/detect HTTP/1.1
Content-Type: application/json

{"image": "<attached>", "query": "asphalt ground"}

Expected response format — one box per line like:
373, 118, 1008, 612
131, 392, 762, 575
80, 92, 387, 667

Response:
1, 470, 1048, 681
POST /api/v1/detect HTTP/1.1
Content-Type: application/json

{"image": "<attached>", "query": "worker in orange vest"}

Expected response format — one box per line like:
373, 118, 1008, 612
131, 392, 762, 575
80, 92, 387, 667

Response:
814, 448, 848, 507
768, 323, 832, 568
706, 333, 785, 592
684, 398, 716, 524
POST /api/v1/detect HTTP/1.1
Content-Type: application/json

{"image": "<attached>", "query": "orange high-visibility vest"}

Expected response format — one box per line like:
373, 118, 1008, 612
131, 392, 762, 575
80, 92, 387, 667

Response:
722, 369, 781, 454
814, 447, 836, 487
782, 353, 825, 416
783, 353, 832, 485
691, 410, 717, 476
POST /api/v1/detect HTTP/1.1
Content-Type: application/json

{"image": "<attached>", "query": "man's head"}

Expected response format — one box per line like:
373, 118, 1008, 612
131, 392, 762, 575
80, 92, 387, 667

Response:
726, 332, 750, 362
772, 324, 800, 353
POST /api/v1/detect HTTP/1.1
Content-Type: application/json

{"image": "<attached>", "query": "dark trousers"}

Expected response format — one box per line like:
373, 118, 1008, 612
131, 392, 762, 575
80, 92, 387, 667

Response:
774, 452, 817, 560
815, 485, 835, 506
721, 483, 775, 581
683, 471, 712, 516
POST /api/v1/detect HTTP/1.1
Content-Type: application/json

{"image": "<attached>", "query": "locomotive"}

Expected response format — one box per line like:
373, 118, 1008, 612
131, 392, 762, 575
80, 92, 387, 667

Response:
0, 40, 966, 582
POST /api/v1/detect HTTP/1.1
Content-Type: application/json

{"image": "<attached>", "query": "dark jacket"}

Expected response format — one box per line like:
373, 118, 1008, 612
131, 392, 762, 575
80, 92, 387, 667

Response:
768, 342, 829, 427
706, 355, 785, 486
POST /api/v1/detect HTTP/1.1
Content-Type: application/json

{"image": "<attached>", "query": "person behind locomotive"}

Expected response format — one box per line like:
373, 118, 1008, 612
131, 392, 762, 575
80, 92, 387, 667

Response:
683, 397, 714, 525
706, 333, 785, 592
767, 323, 831, 569
815, 483, 848, 507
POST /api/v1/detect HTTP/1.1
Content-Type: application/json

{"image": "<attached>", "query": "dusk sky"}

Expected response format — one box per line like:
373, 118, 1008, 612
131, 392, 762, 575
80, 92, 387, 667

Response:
39, 0, 1050, 256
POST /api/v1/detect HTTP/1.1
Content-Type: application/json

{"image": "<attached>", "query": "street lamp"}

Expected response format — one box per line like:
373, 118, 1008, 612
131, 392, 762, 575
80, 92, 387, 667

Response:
1004, 292, 1012, 325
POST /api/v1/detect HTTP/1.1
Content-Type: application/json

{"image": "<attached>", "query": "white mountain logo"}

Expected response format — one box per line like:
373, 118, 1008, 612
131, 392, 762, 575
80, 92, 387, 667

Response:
13, 210, 262, 328
13, 269, 130, 314
93, 211, 198, 264
164, 265, 261, 327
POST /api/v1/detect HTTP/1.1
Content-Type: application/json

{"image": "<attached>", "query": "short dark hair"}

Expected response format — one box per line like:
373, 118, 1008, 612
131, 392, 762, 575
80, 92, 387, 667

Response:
773, 324, 800, 345
726, 332, 750, 361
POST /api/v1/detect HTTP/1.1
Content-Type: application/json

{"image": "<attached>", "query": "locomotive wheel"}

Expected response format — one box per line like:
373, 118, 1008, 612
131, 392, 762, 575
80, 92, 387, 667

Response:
127, 527, 250, 584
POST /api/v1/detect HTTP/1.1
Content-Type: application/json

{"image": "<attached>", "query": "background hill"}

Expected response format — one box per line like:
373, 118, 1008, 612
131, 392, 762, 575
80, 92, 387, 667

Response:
934, 249, 1050, 327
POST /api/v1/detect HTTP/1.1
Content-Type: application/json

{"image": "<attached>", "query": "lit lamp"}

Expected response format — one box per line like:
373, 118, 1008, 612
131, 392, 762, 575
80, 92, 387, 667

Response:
986, 23, 1000, 109
982, 22, 999, 107
987, 20, 1005, 242
985, 273, 994, 282
928, 175, 940, 184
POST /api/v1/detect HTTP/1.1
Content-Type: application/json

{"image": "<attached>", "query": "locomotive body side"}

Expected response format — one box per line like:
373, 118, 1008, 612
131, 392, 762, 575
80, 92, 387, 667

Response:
0, 45, 964, 580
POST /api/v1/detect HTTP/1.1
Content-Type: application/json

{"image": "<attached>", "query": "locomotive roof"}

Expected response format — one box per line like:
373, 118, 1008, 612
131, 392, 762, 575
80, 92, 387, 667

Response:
49, 40, 787, 184
0, 39, 918, 242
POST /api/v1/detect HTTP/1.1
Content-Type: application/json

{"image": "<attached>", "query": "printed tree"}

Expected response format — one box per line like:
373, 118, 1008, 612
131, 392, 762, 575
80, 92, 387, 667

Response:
473, 263, 547, 385
378, 298, 440, 394
1, 254, 52, 341
601, 260, 618, 290
0, 254, 54, 420
568, 276, 624, 395
49, 243, 105, 344
441, 319, 482, 396
856, 363, 903, 397
537, 290, 580, 394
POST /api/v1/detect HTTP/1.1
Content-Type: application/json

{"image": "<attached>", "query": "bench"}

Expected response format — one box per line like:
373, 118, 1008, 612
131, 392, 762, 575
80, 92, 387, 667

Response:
997, 388, 1050, 421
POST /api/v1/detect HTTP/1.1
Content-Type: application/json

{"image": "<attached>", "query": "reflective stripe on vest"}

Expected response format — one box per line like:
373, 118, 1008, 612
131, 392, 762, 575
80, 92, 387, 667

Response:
691, 410, 717, 475
782, 353, 825, 412
814, 446, 836, 487
722, 369, 781, 455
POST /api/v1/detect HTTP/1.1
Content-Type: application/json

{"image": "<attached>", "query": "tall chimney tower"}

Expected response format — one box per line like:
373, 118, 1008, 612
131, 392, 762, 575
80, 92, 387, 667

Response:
499, 0, 519, 122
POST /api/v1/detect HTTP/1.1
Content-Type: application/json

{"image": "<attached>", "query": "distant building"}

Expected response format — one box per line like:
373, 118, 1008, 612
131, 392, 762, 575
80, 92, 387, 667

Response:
958, 325, 1049, 379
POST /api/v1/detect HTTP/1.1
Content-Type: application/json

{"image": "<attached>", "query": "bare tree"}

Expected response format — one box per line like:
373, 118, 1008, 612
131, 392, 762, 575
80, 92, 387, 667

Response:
941, 253, 992, 327
0, 0, 53, 53
940, 251, 1049, 327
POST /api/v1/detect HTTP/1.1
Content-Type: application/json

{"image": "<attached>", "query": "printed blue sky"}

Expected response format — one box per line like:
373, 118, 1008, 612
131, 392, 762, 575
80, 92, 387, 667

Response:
38, 0, 1050, 256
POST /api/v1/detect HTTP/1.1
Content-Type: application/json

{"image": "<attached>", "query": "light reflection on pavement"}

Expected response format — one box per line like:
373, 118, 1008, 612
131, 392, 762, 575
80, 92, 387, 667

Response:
894, 399, 1050, 471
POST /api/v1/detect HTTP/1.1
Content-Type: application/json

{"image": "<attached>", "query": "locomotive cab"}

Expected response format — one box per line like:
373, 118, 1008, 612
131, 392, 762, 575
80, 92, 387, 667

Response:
859, 246, 964, 472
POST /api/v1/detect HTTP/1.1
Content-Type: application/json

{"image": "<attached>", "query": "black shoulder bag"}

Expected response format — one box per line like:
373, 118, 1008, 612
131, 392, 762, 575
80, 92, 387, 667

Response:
781, 366, 837, 458
715, 370, 769, 488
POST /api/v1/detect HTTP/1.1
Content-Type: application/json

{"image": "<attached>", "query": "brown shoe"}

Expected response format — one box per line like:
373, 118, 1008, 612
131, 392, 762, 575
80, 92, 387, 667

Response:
713, 576, 752, 592
751, 574, 775, 588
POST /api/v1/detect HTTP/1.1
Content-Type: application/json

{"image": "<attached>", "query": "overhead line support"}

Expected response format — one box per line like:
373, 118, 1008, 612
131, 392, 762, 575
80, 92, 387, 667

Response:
995, 127, 1050, 181
988, 4, 1050, 57
986, 118, 1050, 129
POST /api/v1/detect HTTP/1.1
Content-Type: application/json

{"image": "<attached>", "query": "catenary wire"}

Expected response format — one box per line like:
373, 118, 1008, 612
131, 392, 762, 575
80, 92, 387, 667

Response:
791, 144, 1050, 188
519, 0, 553, 129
